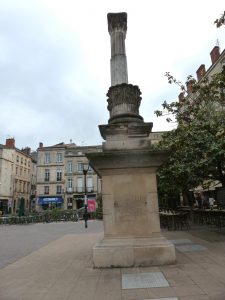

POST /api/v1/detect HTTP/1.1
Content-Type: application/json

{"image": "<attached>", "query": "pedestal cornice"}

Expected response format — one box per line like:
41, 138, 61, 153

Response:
87, 149, 168, 177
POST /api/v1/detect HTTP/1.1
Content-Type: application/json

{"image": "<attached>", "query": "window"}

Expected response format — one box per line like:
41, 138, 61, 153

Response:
68, 178, 73, 188
45, 169, 50, 182
87, 177, 93, 192
67, 161, 73, 173
25, 159, 27, 166
56, 169, 62, 181
56, 152, 62, 163
21, 157, 23, 164
56, 185, 62, 194
16, 156, 19, 162
45, 153, 51, 164
77, 177, 83, 192
77, 162, 83, 173
16, 167, 18, 175
44, 186, 49, 195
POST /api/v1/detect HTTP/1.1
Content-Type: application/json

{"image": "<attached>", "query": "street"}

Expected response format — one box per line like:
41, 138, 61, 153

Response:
0, 220, 103, 269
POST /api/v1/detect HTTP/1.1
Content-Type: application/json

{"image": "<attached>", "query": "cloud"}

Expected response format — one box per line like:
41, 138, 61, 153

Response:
0, 0, 225, 150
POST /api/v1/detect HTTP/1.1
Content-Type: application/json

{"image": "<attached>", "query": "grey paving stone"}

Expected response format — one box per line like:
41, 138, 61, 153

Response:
176, 244, 207, 252
122, 272, 169, 289
169, 239, 192, 245
144, 298, 178, 300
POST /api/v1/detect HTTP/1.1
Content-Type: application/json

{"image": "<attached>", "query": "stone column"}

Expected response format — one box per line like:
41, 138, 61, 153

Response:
87, 12, 176, 268
108, 12, 128, 86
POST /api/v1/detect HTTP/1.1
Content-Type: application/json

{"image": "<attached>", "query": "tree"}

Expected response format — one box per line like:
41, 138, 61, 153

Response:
155, 67, 225, 200
214, 11, 225, 28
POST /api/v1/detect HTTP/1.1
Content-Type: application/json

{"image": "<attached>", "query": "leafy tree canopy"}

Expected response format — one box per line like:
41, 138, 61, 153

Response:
155, 67, 225, 197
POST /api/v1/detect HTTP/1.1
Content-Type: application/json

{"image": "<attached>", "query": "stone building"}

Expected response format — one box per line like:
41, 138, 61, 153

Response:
179, 45, 225, 101
36, 142, 102, 211
0, 138, 36, 215
149, 131, 165, 145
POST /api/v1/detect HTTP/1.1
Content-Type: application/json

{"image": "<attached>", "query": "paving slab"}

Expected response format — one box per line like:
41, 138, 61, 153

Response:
122, 272, 169, 289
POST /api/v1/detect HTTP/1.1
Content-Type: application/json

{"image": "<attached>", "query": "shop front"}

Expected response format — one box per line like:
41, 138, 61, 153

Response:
38, 196, 64, 210
0, 199, 9, 215
73, 194, 97, 211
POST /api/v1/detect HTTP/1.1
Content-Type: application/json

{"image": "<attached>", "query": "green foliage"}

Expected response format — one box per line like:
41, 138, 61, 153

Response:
155, 67, 225, 196
214, 11, 225, 28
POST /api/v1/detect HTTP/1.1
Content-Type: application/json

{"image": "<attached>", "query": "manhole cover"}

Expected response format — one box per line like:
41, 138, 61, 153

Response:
122, 272, 169, 289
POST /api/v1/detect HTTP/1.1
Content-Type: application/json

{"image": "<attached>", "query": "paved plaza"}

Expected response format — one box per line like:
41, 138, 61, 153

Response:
1, 220, 225, 299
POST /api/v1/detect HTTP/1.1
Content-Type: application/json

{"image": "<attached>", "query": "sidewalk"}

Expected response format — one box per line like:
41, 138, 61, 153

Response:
1, 222, 225, 300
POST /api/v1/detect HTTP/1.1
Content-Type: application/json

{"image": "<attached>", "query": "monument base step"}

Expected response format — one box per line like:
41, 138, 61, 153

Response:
93, 235, 176, 268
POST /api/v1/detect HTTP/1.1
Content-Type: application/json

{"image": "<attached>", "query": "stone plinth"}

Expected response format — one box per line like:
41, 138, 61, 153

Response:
93, 236, 175, 268
87, 150, 176, 267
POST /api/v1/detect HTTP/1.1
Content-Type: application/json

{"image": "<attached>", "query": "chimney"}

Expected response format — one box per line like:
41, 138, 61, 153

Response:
210, 46, 220, 65
21, 147, 31, 155
39, 142, 43, 148
196, 64, 206, 81
186, 81, 194, 94
178, 92, 185, 103
6, 138, 15, 148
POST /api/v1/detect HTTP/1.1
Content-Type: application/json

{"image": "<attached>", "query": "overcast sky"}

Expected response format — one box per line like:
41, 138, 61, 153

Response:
0, 0, 225, 150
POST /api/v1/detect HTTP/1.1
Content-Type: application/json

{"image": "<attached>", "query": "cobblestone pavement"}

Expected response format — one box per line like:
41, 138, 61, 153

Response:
0, 220, 103, 269
1, 221, 225, 299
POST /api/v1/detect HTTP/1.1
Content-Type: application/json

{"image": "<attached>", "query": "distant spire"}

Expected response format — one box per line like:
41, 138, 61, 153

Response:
216, 39, 220, 49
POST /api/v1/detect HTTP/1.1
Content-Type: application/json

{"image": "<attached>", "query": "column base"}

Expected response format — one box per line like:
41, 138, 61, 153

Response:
93, 235, 176, 268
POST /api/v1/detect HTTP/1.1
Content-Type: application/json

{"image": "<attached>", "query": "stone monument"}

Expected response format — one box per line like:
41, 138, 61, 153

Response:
87, 12, 175, 267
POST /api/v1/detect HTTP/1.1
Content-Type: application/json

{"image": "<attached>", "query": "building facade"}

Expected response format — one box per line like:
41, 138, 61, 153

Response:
36, 142, 102, 211
0, 138, 36, 215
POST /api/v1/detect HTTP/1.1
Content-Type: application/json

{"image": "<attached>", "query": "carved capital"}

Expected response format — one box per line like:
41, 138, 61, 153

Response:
106, 83, 143, 123
107, 12, 127, 34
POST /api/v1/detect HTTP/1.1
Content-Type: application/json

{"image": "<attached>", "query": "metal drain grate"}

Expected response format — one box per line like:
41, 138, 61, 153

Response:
169, 239, 192, 245
122, 272, 169, 289
176, 244, 207, 252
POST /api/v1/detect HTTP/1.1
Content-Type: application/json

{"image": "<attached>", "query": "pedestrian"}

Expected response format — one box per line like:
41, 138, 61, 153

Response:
209, 197, 214, 209
195, 193, 202, 208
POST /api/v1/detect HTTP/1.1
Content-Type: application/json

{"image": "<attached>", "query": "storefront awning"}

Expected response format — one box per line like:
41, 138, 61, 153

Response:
38, 197, 64, 205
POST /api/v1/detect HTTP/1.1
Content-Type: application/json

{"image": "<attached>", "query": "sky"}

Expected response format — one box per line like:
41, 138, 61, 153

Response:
0, 0, 225, 151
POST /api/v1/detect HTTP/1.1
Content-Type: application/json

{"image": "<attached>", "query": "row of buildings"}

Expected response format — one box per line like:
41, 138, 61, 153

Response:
0, 132, 163, 215
0, 139, 102, 214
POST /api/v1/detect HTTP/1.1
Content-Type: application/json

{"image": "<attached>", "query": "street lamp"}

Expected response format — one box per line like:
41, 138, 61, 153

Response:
83, 163, 89, 228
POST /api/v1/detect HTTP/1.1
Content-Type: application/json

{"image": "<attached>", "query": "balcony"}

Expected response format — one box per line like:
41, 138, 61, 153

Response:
76, 187, 84, 193
75, 187, 94, 193
66, 187, 74, 194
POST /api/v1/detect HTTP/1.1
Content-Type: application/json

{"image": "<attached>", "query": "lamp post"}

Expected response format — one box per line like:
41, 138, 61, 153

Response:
83, 163, 89, 228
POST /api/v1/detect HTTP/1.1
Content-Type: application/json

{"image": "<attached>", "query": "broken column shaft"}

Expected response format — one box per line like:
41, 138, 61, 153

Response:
108, 12, 128, 86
